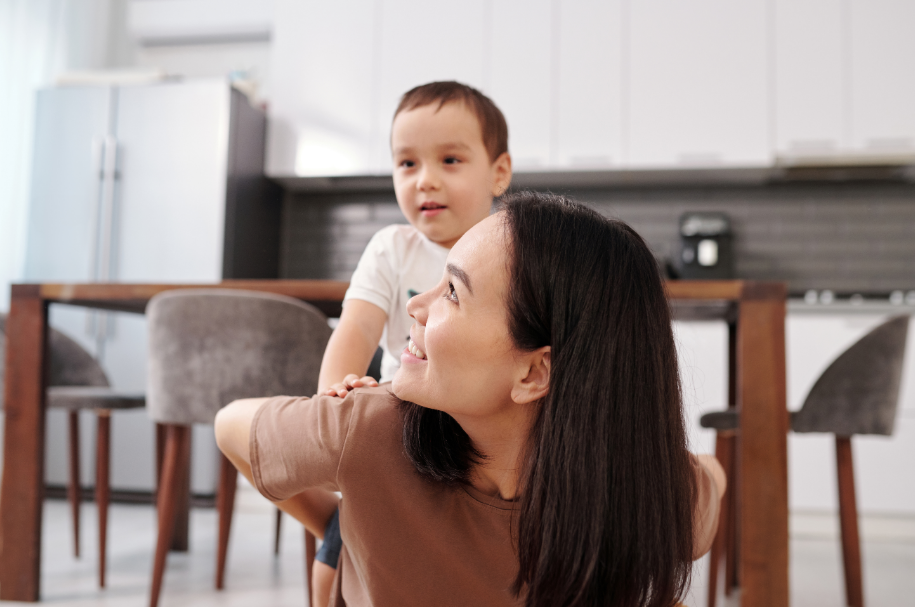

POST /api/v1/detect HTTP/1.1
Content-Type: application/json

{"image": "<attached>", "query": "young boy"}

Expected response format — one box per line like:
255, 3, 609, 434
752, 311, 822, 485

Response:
311, 81, 512, 604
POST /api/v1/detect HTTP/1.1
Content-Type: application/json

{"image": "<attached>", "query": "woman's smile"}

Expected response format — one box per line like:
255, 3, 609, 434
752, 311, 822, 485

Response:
406, 338, 426, 360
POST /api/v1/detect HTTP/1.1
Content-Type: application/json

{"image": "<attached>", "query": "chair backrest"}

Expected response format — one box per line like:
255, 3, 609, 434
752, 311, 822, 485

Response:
146, 289, 333, 425
793, 314, 910, 437
0, 313, 109, 409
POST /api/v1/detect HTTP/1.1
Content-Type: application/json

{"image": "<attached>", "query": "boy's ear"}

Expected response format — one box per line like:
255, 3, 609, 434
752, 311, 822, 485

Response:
511, 346, 550, 405
491, 152, 512, 197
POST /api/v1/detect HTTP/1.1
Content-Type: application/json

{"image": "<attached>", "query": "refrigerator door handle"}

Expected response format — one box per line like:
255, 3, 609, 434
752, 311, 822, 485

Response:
99, 135, 118, 282
94, 135, 119, 355
86, 137, 107, 337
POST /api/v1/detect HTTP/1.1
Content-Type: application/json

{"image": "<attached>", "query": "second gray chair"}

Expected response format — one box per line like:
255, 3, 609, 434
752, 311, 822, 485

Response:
144, 289, 332, 607
700, 314, 910, 607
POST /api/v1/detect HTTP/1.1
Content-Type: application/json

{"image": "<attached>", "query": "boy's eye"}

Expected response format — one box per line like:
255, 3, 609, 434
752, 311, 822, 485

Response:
445, 281, 459, 304
443, 157, 460, 165
399, 159, 415, 168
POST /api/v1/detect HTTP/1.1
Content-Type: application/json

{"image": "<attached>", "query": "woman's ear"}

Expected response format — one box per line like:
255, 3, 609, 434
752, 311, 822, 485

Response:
511, 346, 550, 405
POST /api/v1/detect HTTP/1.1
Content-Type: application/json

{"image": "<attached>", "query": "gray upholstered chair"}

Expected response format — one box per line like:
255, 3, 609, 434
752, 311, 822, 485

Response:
145, 289, 332, 607
0, 313, 144, 588
700, 314, 910, 607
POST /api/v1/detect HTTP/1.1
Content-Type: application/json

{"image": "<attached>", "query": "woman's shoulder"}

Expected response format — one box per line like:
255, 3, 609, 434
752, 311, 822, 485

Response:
347, 384, 403, 436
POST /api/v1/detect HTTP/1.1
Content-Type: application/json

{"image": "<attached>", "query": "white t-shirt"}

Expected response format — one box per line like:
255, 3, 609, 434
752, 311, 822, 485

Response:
344, 224, 449, 382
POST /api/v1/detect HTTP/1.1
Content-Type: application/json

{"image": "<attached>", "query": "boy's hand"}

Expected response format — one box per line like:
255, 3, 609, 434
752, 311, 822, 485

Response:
323, 374, 379, 398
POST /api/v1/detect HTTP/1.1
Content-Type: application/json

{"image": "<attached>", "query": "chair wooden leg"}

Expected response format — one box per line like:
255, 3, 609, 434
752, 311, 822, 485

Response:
67, 410, 81, 558
836, 436, 864, 607
215, 453, 238, 590
304, 529, 316, 604
154, 423, 188, 552
725, 433, 740, 594
275, 509, 282, 555
96, 411, 111, 588
149, 425, 190, 607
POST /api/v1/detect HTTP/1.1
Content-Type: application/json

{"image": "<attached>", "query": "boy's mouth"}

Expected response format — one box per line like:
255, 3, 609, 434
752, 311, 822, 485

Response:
419, 202, 447, 217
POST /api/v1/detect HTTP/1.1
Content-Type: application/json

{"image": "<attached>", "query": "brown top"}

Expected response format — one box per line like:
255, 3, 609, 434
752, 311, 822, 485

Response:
250, 386, 721, 607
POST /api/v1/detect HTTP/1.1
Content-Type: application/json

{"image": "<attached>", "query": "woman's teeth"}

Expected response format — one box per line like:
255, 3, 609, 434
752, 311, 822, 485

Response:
408, 339, 426, 360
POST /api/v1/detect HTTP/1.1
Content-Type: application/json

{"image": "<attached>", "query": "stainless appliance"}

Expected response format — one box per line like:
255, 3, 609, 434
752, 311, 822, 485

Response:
24, 79, 280, 495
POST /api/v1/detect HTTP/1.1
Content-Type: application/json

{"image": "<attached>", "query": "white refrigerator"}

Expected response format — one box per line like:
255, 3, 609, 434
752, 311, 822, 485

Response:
24, 79, 281, 496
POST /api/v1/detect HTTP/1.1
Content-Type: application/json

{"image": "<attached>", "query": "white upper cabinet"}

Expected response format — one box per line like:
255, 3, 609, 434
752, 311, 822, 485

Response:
626, 0, 770, 168
489, 0, 554, 170
556, 0, 624, 169
266, 0, 378, 177
849, 0, 915, 158
369, 0, 487, 174
266, 0, 915, 177
774, 0, 845, 160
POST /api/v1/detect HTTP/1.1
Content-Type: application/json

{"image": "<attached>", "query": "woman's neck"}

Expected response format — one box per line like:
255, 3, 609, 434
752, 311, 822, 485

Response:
453, 403, 534, 501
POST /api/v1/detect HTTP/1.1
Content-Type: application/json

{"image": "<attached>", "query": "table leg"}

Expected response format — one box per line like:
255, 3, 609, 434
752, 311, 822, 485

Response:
0, 285, 48, 601
736, 289, 789, 607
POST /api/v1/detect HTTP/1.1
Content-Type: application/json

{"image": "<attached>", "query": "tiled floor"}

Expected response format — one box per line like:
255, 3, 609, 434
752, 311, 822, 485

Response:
2, 486, 914, 606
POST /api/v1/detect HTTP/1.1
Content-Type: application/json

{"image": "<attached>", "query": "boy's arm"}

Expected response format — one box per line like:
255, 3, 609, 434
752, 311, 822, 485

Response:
318, 299, 388, 397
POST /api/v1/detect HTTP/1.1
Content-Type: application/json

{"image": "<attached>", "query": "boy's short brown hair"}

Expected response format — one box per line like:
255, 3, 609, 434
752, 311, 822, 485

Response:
394, 81, 509, 162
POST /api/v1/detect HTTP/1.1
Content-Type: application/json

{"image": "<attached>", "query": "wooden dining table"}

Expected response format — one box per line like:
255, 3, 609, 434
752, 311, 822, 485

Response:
0, 279, 788, 606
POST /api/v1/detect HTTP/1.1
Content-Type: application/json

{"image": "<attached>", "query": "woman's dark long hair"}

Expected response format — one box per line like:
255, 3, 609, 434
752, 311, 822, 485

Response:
401, 192, 695, 607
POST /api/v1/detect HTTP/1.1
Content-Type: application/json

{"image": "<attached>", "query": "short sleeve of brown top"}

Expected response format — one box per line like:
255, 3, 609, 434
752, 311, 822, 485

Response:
249, 385, 522, 607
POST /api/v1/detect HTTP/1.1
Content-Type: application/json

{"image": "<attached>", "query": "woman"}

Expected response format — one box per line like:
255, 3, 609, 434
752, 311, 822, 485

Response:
215, 192, 725, 607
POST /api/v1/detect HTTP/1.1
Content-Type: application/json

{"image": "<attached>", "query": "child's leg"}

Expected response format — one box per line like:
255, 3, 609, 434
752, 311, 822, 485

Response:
312, 508, 342, 607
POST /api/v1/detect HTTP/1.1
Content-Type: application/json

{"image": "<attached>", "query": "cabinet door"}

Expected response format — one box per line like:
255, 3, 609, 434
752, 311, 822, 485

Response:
370, 0, 487, 174
557, 0, 623, 169
114, 80, 228, 283
627, 0, 770, 168
267, 0, 378, 176
849, 0, 915, 157
489, 0, 554, 170
774, 0, 845, 159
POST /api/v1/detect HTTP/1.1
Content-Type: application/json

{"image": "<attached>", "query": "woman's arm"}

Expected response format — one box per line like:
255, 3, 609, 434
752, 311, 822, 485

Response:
691, 453, 727, 559
215, 398, 339, 537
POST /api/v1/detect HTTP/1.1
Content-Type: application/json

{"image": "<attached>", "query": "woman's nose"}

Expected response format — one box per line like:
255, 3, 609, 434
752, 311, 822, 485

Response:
406, 288, 431, 325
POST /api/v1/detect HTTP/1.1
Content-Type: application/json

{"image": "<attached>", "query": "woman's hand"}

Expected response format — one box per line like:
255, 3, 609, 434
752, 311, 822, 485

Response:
323, 374, 379, 398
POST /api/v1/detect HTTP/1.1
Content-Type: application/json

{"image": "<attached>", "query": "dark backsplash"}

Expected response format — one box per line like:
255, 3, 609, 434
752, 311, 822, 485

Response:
280, 180, 915, 294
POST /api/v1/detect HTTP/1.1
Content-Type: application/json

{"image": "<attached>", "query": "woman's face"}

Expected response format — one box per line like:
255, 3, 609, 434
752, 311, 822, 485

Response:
392, 214, 523, 419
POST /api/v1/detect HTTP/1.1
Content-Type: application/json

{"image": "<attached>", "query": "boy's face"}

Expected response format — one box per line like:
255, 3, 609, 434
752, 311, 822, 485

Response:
391, 102, 511, 249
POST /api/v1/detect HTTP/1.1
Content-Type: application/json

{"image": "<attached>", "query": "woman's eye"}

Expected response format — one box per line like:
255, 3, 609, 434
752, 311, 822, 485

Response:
445, 281, 459, 303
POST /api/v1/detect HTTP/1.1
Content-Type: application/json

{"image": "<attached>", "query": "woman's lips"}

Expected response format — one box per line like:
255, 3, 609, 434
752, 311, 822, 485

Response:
401, 338, 427, 363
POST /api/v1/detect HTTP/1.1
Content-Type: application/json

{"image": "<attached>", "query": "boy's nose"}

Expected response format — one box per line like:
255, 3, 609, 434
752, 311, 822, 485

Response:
416, 166, 440, 191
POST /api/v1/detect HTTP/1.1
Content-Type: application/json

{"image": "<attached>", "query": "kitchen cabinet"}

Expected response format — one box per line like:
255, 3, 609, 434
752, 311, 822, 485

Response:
556, 0, 623, 169
626, 0, 770, 168
266, 0, 378, 176
774, 0, 845, 159
489, 0, 554, 169
848, 0, 915, 158
370, 0, 487, 174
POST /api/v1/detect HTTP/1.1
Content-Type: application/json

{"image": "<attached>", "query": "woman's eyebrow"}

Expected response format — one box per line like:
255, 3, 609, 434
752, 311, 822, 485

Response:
446, 262, 473, 295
